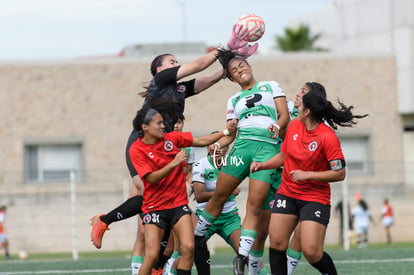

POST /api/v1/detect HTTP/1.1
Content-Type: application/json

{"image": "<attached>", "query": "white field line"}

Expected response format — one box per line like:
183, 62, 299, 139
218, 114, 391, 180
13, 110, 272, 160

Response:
1, 258, 414, 274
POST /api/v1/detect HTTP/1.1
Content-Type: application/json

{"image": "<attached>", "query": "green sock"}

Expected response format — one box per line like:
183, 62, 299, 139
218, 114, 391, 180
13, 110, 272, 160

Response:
287, 247, 302, 260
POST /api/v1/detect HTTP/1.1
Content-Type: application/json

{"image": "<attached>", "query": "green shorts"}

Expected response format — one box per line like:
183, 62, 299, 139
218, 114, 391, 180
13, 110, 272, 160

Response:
221, 138, 280, 184
262, 167, 283, 210
196, 208, 241, 249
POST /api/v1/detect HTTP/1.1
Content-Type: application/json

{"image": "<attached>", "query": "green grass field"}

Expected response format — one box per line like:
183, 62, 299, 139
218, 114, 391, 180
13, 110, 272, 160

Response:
1, 242, 413, 274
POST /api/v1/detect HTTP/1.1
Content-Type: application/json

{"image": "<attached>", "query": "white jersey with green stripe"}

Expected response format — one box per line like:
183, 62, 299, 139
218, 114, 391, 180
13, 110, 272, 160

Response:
227, 81, 286, 144
192, 156, 238, 213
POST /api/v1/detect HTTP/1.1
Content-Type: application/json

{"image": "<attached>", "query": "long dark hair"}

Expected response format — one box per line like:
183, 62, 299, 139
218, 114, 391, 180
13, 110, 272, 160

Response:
302, 82, 368, 130
139, 53, 172, 98
132, 97, 178, 135
359, 199, 369, 211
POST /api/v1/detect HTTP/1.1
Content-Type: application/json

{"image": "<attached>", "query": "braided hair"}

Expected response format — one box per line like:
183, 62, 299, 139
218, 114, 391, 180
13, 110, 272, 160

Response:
303, 82, 368, 130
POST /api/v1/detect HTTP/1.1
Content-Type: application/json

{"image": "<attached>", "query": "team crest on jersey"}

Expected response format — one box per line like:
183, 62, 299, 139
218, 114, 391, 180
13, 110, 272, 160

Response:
164, 141, 174, 151
142, 214, 151, 224
177, 85, 186, 93
259, 85, 268, 91
308, 141, 318, 151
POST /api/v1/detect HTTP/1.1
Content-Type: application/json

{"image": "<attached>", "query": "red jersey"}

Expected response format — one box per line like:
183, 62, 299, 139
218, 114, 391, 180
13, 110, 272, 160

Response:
129, 131, 193, 213
278, 119, 345, 205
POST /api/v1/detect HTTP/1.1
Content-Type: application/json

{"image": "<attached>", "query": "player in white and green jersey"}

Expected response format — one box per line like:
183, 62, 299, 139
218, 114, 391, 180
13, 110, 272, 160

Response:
194, 50, 291, 275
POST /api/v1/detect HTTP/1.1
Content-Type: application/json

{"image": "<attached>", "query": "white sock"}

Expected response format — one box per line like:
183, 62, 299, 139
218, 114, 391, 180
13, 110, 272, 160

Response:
131, 262, 141, 275
239, 236, 255, 257
287, 255, 299, 275
194, 215, 213, 236
248, 254, 262, 275
163, 257, 176, 275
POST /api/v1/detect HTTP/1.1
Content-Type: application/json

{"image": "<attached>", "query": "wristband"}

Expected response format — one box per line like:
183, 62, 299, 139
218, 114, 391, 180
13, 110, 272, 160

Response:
273, 123, 280, 130
223, 128, 230, 136
214, 142, 221, 149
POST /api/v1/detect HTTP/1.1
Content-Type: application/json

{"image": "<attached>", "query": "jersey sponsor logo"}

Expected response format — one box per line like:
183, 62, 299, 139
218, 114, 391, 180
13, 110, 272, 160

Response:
164, 141, 174, 151
309, 141, 318, 151
177, 85, 186, 93
330, 159, 345, 170
293, 134, 298, 140
148, 152, 154, 158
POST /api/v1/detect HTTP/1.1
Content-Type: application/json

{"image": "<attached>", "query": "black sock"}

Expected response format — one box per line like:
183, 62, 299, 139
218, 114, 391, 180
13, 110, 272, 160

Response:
100, 195, 143, 225
194, 235, 210, 275
153, 230, 171, 269
269, 247, 287, 275
176, 269, 191, 275
310, 251, 337, 275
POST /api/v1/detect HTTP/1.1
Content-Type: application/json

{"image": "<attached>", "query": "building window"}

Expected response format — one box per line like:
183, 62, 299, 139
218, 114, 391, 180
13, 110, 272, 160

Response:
339, 136, 370, 174
24, 143, 83, 183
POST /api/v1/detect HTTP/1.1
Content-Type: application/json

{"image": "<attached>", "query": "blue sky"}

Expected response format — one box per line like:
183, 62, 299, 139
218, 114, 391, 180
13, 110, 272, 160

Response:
0, 0, 332, 60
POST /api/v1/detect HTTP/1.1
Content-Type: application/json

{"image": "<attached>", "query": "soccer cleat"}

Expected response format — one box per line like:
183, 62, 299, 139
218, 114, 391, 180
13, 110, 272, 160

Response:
233, 254, 246, 275
151, 268, 163, 275
90, 214, 109, 249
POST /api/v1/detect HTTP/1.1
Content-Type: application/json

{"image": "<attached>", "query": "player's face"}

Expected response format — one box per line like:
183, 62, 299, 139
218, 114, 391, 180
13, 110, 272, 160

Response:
145, 113, 165, 139
228, 59, 252, 86
294, 84, 311, 108
157, 55, 179, 73
173, 118, 184, 132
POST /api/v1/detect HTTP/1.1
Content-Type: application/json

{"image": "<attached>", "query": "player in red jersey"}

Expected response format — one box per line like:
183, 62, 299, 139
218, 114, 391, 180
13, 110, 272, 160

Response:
128, 99, 236, 275
251, 82, 367, 275
381, 198, 394, 244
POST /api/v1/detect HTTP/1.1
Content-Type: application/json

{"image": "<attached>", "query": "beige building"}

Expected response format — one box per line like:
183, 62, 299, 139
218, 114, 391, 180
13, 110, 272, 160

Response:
0, 52, 412, 254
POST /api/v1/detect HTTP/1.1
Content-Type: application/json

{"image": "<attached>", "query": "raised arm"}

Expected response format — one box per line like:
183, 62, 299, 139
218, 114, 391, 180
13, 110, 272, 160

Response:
193, 68, 224, 94
176, 49, 218, 81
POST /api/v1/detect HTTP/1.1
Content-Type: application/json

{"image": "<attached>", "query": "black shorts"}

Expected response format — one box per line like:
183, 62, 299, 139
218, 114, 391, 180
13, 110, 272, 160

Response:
142, 204, 192, 230
272, 193, 331, 226
125, 130, 141, 177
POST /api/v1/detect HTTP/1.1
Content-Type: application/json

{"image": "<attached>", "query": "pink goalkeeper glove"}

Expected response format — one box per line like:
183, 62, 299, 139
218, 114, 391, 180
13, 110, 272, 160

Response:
227, 24, 249, 50
239, 43, 258, 58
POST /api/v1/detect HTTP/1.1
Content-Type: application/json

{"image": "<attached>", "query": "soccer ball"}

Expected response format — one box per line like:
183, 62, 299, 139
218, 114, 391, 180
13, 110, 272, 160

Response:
237, 13, 265, 42
18, 250, 28, 260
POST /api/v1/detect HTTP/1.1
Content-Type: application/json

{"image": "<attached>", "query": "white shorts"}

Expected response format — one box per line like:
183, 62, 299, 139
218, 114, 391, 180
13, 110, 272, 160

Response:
382, 216, 394, 227
354, 225, 368, 235
0, 233, 7, 243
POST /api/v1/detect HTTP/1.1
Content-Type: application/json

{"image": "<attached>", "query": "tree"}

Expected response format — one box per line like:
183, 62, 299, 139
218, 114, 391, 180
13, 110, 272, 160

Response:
275, 23, 328, 52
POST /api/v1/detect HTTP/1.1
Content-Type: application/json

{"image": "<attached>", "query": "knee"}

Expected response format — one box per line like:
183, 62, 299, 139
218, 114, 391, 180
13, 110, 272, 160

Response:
302, 247, 323, 263
180, 241, 194, 260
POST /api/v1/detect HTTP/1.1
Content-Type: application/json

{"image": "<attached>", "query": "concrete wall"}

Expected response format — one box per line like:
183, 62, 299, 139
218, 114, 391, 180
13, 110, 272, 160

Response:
0, 54, 410, 253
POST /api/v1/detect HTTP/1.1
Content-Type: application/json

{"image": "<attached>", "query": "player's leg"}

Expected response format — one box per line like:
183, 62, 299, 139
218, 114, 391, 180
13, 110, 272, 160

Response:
287, 225, 303, 275
301, 221, 336, 274
139, 223, 164, 275
233, 178, 270, 275
300, 202, 336, 275
172, 212, 194, 275
268, 194, 298, 275
193, 210, 210, 275
131, 215, 145, 275
194, 172, 241, 237
91, 175, 144, 249
248, 208, 270, 275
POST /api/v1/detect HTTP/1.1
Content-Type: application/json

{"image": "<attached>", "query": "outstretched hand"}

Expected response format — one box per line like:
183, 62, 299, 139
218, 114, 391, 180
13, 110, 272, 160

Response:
239, 43, 258, 58
227, 24, 249, 50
